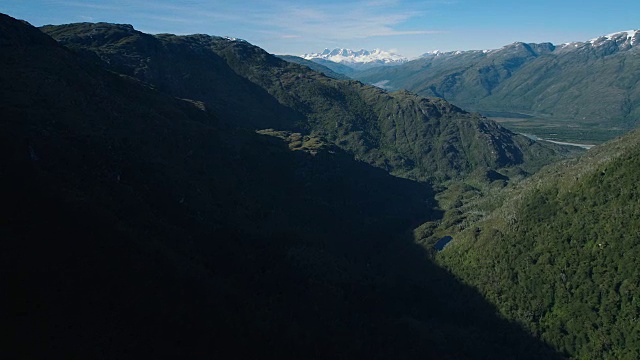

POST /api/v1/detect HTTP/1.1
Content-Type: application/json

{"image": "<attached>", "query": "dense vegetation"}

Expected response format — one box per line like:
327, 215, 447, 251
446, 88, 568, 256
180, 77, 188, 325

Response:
2, 14, 566, 359
435, 128, 640, 359
353, 37, 640, 139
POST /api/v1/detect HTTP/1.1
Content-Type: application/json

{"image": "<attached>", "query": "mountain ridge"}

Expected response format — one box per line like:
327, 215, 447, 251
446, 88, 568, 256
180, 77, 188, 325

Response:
416, 30, 639, 58
301, 47, 408, 70
352, 29, 640, 136
42, 21, 578, 181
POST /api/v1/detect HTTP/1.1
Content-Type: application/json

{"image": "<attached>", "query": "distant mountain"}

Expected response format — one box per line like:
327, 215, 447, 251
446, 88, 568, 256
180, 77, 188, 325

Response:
302, 48, 408, 70
562, 29, 639, 50
354, 30, 640, 132
419, 49, 491, 58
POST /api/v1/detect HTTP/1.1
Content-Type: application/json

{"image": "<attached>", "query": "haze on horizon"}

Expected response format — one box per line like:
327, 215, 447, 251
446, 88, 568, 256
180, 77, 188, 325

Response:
2, 0, 639, 58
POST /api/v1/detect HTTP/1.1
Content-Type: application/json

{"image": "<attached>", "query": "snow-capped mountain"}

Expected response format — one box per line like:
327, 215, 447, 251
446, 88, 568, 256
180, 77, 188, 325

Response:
301, 48, 408, 69
419, 30, 640, 58
559, 29, 639, 51
354, 29, 640, 130
420, 49, 487, 58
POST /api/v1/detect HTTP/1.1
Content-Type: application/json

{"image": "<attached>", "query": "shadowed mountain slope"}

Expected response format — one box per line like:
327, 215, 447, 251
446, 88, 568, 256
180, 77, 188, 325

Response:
2, 14, 563, 360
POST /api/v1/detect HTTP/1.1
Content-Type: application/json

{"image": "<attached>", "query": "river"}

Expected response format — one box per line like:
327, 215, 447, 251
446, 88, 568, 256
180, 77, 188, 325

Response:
521, 134, 595, 149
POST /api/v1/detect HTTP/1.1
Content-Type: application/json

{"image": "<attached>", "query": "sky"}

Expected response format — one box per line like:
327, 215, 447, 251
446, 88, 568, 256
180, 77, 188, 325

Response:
2, 0, 640, 58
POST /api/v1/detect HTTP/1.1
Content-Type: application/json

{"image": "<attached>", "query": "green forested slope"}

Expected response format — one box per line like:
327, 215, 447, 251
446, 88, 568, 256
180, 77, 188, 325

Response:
354, 37, 640, 129
436, 129, 640, 359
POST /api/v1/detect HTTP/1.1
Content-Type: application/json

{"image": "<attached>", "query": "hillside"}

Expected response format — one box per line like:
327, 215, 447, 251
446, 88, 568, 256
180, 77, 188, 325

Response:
277, 55, 351, 80
41, 22, 577, 181
433, 125, 640, 359
353, 33, 640, 142
2, 14, 564, 359
305, 57, 361, 77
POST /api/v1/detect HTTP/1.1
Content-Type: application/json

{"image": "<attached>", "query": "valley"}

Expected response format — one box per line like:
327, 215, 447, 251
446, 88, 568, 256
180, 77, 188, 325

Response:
489, 115, 621, 146
2, 10, 640, 360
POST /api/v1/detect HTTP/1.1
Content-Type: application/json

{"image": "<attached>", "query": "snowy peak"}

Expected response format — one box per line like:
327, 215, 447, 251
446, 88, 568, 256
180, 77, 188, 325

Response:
588, 29, 639, 46
560, 29, 640, 50
418, 30, 640, 60
420, 49, 486, 58
302, 48, 408, 68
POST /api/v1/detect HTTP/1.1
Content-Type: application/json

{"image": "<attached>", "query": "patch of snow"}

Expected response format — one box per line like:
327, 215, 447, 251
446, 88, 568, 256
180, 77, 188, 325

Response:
588, 30, 638, 45
423, 50, 442, 56
419, 49, 486, 58
224, 36, 247, 42
372, 80, 392, 90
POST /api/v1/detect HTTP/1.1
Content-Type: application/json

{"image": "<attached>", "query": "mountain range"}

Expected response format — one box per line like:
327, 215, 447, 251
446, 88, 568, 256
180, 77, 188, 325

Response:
4, 11, 640, 360
347, 30, 640, 139
41, 21, 575, 181
302, 48, 408, 70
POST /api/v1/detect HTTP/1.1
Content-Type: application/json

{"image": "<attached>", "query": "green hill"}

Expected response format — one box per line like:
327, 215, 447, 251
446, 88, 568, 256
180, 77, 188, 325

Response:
433, 125, 640, 359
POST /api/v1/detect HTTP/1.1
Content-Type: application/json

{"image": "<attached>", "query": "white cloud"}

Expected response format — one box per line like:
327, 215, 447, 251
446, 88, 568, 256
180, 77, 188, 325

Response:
129, 0, 443, 41
45, 0, 449, 55
251, 1, 441, 42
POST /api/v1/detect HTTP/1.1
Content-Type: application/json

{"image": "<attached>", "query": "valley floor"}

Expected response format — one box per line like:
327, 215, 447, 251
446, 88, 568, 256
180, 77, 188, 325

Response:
490, 115, 627, 145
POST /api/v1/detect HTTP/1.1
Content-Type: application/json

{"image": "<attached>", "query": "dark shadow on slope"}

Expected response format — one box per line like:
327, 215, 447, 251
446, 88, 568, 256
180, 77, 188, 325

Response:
2, 13, 564, 360
2, 128, 564, 360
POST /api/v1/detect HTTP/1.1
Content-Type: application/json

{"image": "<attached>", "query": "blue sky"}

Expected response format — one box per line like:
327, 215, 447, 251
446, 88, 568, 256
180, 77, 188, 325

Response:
2, 0, 639, 57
